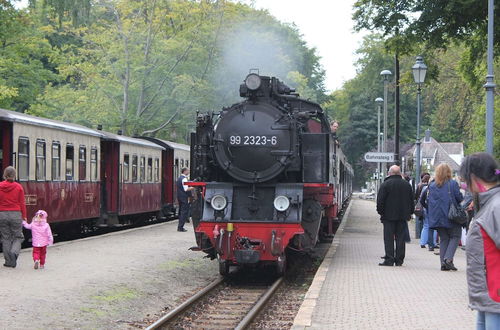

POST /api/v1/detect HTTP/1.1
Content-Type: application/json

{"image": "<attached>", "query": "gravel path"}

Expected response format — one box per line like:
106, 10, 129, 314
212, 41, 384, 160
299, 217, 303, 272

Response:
0, 221, 218, 329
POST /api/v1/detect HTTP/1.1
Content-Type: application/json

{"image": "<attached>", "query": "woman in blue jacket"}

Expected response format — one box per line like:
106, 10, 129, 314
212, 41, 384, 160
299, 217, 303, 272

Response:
427, 163, 463, 271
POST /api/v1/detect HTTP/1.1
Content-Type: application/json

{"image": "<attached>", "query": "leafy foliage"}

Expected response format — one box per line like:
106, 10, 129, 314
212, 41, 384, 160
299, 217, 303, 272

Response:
16, 0, 327, 142
353, 0, 500, 55
0, 1, 59, 111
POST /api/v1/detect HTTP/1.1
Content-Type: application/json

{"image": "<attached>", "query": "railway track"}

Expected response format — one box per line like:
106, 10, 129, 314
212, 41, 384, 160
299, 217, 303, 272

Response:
146, 276, 283, 330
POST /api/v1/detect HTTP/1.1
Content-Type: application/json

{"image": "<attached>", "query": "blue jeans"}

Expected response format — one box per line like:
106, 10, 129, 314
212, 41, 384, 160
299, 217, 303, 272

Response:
477, 311, 500, 330
419, 215, 437, 247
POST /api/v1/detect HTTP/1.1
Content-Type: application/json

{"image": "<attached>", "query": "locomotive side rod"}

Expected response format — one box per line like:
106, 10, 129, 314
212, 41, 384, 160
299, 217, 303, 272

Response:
145, 277, 224, 330
234, 276, 284, 330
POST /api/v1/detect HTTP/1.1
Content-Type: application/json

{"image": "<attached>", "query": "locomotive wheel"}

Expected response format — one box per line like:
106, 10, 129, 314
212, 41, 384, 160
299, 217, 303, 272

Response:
319, 230, 334, 243
276, 254, 286, 276
218, 258, 230, 276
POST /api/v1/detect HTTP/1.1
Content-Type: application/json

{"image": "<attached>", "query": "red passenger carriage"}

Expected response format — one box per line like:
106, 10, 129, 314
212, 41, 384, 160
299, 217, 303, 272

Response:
0, 108, 190, 234
0, 109, 102, 227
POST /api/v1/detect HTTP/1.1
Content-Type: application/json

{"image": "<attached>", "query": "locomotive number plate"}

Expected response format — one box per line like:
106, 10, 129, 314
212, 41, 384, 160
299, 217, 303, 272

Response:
229, 135, 278, 146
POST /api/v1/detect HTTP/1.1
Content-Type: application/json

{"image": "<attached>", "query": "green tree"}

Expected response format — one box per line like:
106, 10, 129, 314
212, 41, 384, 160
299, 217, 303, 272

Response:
353, 0, 499, 55
29, 0, 327, 142
0, 1, 59, 111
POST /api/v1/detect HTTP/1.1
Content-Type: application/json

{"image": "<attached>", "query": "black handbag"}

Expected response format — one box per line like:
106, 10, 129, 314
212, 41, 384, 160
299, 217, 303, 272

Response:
447, 182, 467, 225
414, 201, 424, 217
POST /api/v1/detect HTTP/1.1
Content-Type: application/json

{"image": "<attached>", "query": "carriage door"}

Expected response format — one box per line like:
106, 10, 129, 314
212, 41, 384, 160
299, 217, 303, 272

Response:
0, 121, 13, 175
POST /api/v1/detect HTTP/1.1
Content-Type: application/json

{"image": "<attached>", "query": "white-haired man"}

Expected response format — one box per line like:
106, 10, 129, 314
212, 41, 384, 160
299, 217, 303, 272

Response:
376, 165, 414, 266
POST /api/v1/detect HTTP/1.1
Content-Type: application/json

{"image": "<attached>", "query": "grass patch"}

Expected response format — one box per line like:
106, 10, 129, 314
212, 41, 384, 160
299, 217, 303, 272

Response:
92, 287, 138, 303
159, 258, 199, 271
81, 307, 106, 317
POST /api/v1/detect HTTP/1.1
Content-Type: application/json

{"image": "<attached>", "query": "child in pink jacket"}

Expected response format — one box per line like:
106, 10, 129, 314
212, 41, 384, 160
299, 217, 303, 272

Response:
23, 210, 53, 269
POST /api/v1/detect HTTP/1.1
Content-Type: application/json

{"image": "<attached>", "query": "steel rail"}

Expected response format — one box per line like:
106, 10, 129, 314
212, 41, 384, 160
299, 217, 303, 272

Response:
146, 276, 224, 330
234, 277, 284, 330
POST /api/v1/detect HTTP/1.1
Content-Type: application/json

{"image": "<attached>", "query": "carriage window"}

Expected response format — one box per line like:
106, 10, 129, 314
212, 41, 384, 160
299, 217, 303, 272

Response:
186, 160, 189, 168
52, 142, 61, 180
123, 154, 130, 182
79, 146, 86, 181
181, 159, 184, 168
66, 144, 74, 180
174, 158, 179, 180
36, 140, 46, 181
18, 138, 29, 181
147, 157, 152, 182
140, 156, 145, 182
132, 155, 138, 182
90, 148, 98, 181
154, 158, 159, 182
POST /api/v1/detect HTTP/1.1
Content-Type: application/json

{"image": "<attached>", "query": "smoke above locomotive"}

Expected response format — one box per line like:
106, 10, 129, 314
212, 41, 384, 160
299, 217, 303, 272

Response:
190, 72, 353, 276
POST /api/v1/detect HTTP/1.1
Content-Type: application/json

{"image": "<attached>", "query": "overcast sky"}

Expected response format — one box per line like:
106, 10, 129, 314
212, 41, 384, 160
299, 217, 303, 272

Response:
248, 0, 365, 92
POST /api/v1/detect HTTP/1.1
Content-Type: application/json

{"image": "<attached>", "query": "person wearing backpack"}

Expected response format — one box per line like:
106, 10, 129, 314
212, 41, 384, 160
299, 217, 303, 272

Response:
416, 174, 436, 250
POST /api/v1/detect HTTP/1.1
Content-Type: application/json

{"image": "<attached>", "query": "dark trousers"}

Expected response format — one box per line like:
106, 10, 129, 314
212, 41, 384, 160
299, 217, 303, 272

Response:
383, 221, 406, 265
178, 200, 189, 230
0, 211, 24, 267
437, 225, 461, 264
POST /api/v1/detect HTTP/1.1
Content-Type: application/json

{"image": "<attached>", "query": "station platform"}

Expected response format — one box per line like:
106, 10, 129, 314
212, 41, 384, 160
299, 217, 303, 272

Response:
293, 197, 475, 329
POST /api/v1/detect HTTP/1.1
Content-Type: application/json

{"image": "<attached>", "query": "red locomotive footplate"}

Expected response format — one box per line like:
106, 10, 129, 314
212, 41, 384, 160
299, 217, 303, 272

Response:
196, 222, 304, 263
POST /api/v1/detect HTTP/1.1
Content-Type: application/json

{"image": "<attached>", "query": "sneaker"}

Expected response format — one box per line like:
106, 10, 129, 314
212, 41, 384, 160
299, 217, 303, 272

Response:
34, 260, 39, 269
177, 228, 187, 232
40, 265, 44, 269
420, 245, 426, 248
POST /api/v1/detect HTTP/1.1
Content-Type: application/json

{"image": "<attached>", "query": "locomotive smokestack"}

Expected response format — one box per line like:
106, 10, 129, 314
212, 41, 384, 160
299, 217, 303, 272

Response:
117, 129, 123, 135
97, 124, 102, 130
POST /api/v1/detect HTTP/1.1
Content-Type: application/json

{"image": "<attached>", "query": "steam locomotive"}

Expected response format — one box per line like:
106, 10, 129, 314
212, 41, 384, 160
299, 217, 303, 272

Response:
189, 73, 353, 275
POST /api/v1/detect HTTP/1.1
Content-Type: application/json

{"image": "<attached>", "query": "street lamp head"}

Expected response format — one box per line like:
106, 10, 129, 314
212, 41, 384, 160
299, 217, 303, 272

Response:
380, 69, 392, 80
375, 97, 383, 103
412, 56, 427, 84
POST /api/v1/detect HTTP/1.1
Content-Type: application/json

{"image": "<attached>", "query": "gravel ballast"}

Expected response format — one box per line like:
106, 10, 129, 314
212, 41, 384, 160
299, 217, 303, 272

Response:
0, 221, 218, 329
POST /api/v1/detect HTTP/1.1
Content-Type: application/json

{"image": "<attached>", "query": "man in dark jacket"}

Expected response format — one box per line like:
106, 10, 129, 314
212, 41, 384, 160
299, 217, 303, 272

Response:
377, 165, 414, 266
176, 168, 194, 232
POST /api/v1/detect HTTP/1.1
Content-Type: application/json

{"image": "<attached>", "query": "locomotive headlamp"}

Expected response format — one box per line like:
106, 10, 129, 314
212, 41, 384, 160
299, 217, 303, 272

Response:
245, 73, 261, 91
211, 194, 228, 211
273, 195, 290, 212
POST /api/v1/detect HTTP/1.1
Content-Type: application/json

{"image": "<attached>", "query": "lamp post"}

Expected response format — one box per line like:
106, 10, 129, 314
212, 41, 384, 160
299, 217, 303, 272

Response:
485, 0, 495, 154
412, 56, 427, 193
380, 70, 392, 156
375, 97, 383, 190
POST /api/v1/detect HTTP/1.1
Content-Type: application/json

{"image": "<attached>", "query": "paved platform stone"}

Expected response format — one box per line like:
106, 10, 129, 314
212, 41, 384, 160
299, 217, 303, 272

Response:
293, 198, 475, 330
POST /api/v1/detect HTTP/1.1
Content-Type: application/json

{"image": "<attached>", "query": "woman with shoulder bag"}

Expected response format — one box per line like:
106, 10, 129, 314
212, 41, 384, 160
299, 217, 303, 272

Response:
460, 153, 500, 330
427, 163, 463, 271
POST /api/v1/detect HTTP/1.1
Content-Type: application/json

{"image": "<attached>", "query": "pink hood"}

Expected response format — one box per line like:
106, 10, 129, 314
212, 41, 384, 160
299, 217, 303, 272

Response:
23, 219, 53, 247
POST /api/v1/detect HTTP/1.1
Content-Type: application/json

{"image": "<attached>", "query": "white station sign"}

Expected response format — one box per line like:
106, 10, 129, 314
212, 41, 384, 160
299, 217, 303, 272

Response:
364, 152, 395, 163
